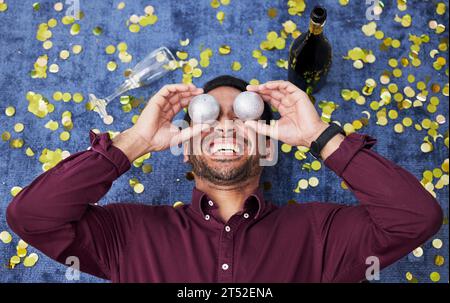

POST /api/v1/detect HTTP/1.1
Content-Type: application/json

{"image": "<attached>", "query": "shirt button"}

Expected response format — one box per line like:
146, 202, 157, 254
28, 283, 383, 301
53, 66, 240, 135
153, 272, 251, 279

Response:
208, 200, 214, 206
243, 213, 250, 219
222, 263, 229, 271
225, 226, 231, 232
205, 214, 210, 220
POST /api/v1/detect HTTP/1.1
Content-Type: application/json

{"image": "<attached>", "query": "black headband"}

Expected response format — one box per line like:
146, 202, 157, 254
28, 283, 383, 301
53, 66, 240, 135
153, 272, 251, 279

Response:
203, 75, 249, 93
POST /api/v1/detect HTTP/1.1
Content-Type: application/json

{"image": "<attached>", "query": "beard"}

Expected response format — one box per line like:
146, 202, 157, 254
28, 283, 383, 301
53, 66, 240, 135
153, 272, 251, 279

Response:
188, 154, 262, 186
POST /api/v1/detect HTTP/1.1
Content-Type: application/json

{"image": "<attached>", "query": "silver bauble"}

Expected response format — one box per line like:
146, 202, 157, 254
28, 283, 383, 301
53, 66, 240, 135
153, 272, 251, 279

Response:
233, 91, 264, 120
188, 94, 220, 123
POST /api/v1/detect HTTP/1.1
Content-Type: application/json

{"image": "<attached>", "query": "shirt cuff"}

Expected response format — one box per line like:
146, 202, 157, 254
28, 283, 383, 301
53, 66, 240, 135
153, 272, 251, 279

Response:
88, 130, 131, 176
323, 133, 377, 177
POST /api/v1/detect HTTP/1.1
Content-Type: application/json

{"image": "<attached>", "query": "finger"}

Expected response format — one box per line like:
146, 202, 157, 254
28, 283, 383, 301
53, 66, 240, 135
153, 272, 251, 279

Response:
172, 123, 211, 145
260, 80, 302, 96
246, 84, 260, 91
244, 120, 279, 140
261, 80, 290, 92
157, 84, 202, 102
258, 84, 300, 108
161, 88, 202, 117
258, 89, 286, 102
258, 93, 281, 110
167, 89, 203, 105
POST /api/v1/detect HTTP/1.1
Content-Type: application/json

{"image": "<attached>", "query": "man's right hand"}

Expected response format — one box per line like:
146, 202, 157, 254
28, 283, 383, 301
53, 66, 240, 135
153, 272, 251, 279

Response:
112, 83, 207, 162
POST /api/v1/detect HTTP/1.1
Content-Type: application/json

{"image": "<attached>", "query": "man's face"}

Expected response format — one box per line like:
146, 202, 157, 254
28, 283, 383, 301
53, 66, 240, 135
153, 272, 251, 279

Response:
185, 86, 267, 186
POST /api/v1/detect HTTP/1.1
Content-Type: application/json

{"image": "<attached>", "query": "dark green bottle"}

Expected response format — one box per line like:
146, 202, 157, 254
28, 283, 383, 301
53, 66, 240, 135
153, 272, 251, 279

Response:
288, 5, 332, 100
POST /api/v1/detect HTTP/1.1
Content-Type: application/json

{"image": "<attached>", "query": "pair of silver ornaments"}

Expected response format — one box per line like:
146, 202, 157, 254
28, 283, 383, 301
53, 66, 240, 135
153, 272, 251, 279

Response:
188, 91, 264, 123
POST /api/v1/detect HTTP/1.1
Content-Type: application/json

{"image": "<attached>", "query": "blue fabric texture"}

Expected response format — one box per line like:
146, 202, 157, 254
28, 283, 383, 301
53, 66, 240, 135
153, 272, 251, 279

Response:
0, 0, 448, 283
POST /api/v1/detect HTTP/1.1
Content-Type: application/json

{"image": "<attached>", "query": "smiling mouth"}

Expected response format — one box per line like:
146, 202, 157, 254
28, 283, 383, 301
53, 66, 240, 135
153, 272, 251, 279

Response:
210, 142, 241, 155
204, 137, 249, 159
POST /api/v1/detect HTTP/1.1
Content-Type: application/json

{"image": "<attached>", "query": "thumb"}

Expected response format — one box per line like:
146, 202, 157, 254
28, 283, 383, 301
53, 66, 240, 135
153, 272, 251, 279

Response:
172, 123, 210, 146
244, 120, 279, 140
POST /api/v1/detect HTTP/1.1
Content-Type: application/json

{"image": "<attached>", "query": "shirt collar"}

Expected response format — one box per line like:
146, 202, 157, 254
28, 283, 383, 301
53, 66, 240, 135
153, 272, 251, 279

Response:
191, 186, 266, 220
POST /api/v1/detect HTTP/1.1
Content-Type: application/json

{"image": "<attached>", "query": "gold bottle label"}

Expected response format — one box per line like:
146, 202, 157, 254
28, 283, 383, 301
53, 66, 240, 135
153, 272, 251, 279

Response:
309, 20, 325, 35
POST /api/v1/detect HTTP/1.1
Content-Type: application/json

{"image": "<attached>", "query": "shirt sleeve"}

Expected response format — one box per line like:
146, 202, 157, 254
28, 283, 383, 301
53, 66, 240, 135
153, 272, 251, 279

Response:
312, 133, 443, 282
6, 130, 142, 280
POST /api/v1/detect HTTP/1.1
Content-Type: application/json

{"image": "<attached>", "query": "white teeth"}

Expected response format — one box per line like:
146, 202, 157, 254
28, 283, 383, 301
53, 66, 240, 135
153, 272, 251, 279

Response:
211, 143, 241, 154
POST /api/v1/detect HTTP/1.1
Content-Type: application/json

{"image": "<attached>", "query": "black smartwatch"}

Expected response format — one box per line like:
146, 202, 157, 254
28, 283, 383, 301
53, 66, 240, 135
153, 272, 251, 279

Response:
309, 122, 346, 160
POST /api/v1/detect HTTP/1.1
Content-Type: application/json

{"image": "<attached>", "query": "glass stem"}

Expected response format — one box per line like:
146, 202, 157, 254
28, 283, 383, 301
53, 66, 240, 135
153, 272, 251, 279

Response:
104, 79, 134, 105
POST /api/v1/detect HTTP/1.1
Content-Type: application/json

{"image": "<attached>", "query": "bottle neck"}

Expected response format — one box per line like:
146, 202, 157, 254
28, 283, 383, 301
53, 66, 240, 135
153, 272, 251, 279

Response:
309, 20, 325, 35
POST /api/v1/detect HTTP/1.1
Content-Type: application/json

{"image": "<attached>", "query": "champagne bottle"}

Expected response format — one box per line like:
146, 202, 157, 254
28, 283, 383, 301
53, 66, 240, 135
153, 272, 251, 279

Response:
288, 5, 332, 99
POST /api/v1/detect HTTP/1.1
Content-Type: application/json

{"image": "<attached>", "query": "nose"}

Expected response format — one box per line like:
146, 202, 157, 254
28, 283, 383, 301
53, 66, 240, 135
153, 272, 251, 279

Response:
214, 119, 235, 137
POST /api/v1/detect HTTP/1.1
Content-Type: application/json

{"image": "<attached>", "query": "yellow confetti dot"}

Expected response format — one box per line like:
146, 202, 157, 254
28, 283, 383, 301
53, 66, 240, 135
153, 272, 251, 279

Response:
173, 201, 184, 208
401, 117, 412, 127
394, 123, 404, 133
430, 272, 440, 282
18, 239, 28, 249
117, 42, 127, 52
412, 247, 423, 257
311, 160, 321, 171
296, 179, 308, 190
434, 255, 445, 266
0, 2, 8, 12
134, 183, 145, 194
59, 50, 70, 60
5, 106, 15, 117
420, 142, 433, 153
23, 253, 39, 267
432, 238, 443, 249
281, 143, 292, 153
62, 92, 71, 102
107, 61, 117, 71
216, 11, 225, 23
14, 123, 25, 133
10, 256, 20, 266
308, 177, 319, 187
60, 131, 70, 141
0, 231, 12, 244
2, 131, 11, 141
436, 2, 446, 15
219, 45, 231, 55
129, 24, 141, 33
231, 61, 241, 71
72, 44, 83, 54
73, 93, 84, 103
353, 60, 364, 69
49, 63, 59, 73
26, 147, 35, 157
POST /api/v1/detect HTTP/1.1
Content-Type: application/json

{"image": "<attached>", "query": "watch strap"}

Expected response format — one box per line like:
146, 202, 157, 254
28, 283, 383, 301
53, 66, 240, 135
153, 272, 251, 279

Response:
310, 123, 346, 159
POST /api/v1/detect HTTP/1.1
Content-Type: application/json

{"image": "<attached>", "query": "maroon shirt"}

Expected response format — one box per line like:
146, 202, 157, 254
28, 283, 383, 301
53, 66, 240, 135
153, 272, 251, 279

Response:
6, 130, 442, 282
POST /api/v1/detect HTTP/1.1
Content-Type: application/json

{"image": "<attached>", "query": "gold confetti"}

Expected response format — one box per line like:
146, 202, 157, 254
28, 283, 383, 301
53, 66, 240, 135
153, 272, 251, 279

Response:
432, 238, 443, 249
434, 255, 445, 266
231, 61, 241, 71
134, 183, 145, 194
287, 0, 306, 16
430, 272, 440, 282
173, 201, 184, 208
412, 247, 423, 257
267, 8, 278, 19
0, 231, 12, 244
23, 253, 39, 267
218, 45, 231, 55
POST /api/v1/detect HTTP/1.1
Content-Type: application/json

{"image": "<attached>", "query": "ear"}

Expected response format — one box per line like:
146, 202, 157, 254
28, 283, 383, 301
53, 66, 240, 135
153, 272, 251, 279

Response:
183, 140, 190, 163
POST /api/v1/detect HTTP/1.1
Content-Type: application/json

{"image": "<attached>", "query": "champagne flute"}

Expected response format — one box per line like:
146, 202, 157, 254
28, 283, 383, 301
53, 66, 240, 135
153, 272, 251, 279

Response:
90, 46, 176, 124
